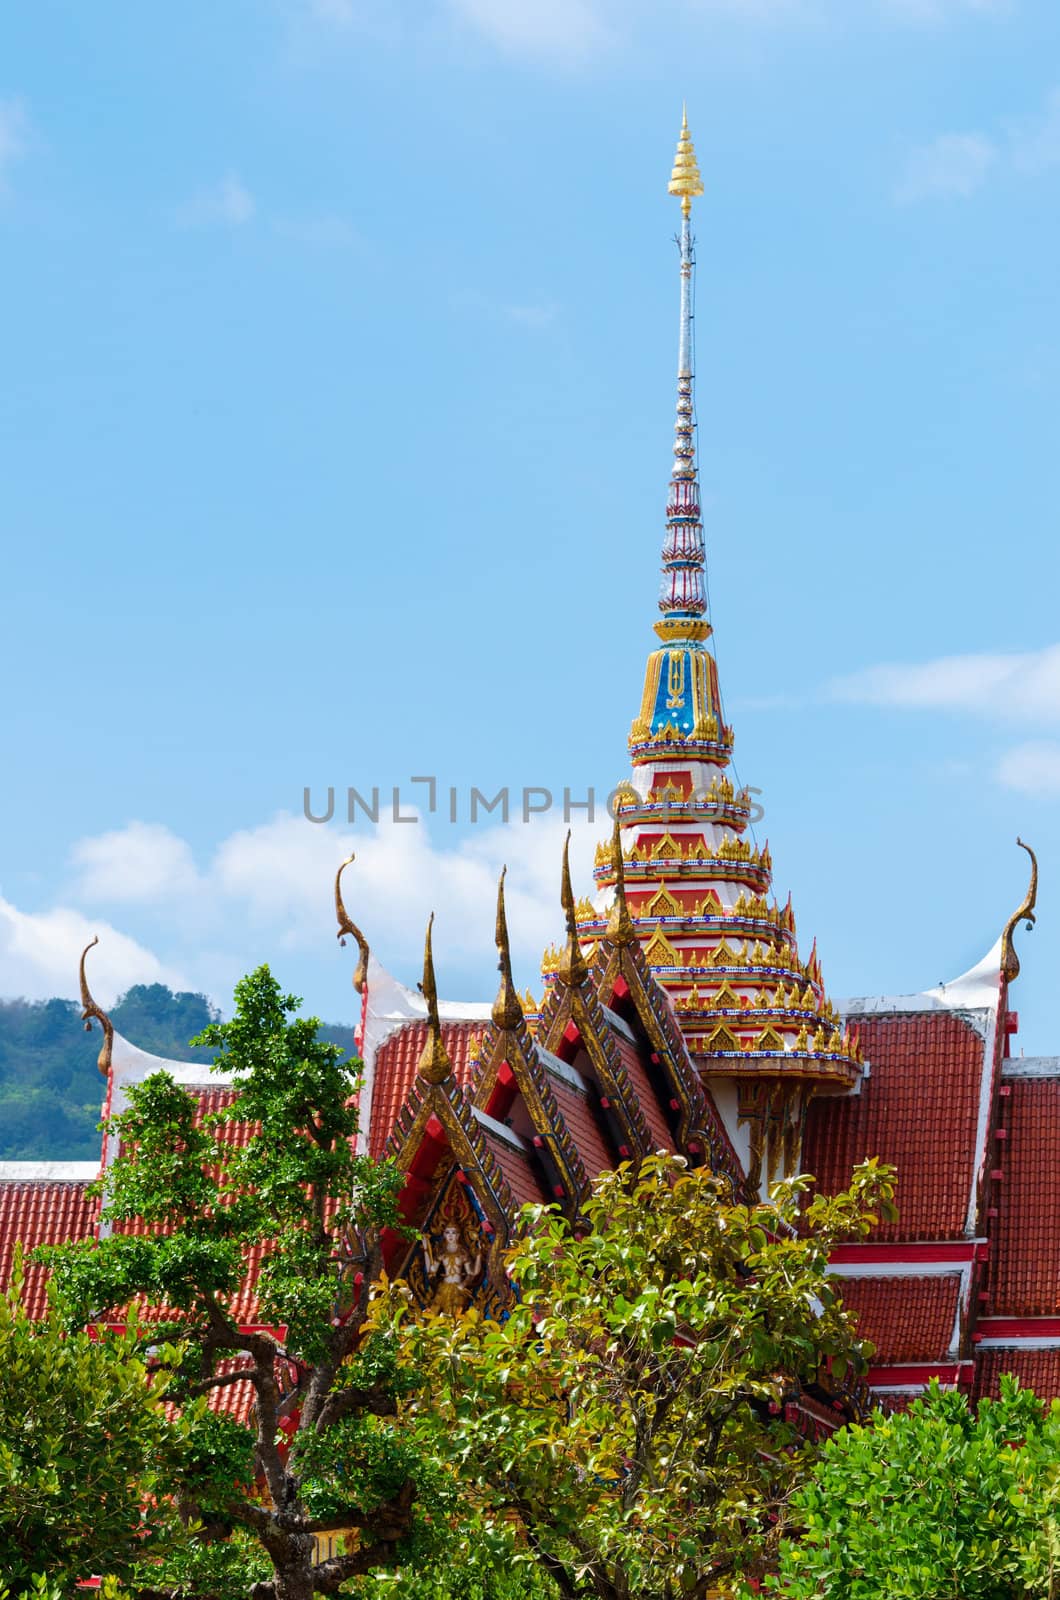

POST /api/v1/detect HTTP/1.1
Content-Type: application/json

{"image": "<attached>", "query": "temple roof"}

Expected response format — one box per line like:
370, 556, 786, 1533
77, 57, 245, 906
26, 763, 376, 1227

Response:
0, 1174, 99, 1319
990, 1073, 1060, 1317
838, 1274, 963, 1367
804, 1009, 992, 1243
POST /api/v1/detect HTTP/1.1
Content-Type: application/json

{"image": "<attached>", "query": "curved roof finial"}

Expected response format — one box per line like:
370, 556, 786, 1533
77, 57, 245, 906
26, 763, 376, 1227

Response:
557, 831, 589, 986
417, 912, 452, 1084
78, 935, 114, 1079
492, 866, 524, 1031
1001, 837, 1038, 983
334, 853, 370, 995
607, 814, 636, 947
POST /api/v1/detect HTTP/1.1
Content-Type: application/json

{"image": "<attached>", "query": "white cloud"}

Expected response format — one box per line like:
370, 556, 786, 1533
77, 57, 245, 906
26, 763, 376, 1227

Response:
446, 0, 609, 59
829, 644, 1060, 722
308, 0, 360, 19
505, 301, 557, 329
296, 0, 1008, 65
881, 0, 1008, 19
0, 98, 28, 189
175, 173, 256, 230
998, 741, 1060, 797
71, 821, 203, 904
0, 893, 183, 1007
272, 212, 362, 248
895, 83, 1060, 205
212, 808, 599, 978
894, 132, 998, 203
31, 806, 603, 1013
1010, 86, 1060, 175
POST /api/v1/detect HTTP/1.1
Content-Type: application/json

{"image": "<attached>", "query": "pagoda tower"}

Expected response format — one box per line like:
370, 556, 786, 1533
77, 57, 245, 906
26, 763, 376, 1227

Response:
560, 114, 863, 1189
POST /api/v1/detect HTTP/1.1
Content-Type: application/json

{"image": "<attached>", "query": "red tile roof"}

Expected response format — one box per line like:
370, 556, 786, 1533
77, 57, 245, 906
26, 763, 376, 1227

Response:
975, 1345, 1060, 1401
992, 1077, 1060, 1316
0, 1181, 99, 1318
480, 1129, 551, 1210
612, 1035, 676, 1155
370, 1022, 482, 1158
547, 1073, 615, 1180
804, 1012, 987, 1240
207, 1355, 258, 1426
836, 1274, 961, 1364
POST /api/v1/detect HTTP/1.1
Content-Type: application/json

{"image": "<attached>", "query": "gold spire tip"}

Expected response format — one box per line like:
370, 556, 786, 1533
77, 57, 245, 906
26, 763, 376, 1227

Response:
668, 109, 704, 215
417, 911, 452, 1084
493, 865, 523, 1030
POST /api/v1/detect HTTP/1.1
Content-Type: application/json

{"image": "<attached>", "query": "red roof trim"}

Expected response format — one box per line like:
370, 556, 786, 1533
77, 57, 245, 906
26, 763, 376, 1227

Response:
867, 1362, 972, 1387
977, 1317, 1060, 1339
831, 1242, 979, 1266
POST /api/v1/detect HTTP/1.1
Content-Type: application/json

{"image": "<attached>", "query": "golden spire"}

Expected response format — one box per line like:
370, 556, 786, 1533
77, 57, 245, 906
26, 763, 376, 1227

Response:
557, 831, 589, 986
492, 866, 524, 1030
607, 815, 636, 947
668, 105, 704, 216
417, 913, 452, 1084
78, 936, 114, 1079
334, 853, 370, 995
1001, 837, 1038, 983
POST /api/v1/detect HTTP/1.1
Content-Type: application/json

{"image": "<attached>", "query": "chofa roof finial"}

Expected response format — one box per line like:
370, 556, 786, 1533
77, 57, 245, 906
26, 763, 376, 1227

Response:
557, 831, 589, 986
417, 913, 452, 1084
78, 935, 114, 1079
607, 814, 637, 947
1001, 837, 1038, 983
492, 866, 524, 1031
334, 853, 370, 995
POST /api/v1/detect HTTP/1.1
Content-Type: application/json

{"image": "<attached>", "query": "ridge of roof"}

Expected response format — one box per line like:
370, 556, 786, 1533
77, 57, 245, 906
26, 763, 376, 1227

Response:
0, 1161, 100, 1182
840, 938, 1002, 1033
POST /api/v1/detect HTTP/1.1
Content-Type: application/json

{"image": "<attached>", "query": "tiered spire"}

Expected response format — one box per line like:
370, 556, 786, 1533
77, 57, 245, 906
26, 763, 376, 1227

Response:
567, 115, 862, 1168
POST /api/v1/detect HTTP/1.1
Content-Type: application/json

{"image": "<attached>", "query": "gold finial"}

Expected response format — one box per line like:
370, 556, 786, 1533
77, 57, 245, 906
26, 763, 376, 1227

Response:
78, 936, 114, 1079
417, 913, 452, 1084
668, 106, 704, 216
557, 831, 589, 986
493, 866, 524, 1031
1001, 837, 1038, 983
334, 853, 370, 995
607, 815, 636, 947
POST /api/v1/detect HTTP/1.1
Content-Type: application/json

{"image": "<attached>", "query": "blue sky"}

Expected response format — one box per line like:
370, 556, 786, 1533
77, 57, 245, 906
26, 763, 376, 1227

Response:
1, 0, 1058, 1053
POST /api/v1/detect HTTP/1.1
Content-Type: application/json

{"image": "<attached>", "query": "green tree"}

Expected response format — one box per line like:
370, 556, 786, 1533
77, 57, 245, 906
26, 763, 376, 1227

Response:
0, 1250, 188, 1590
41, 966, 424, 1600
0, 985, 217, 1160
379, 1154, 897, 1600
763, 1377, 1060, 1600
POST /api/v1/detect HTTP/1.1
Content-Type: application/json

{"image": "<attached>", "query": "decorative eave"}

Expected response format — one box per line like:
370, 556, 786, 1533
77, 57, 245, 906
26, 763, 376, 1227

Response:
590, 933, 747, 1195
694, 1048, 861, 1088
386, 1071, 517, 1254
471, 1013, 592, 1211
537, 966, 654, 1161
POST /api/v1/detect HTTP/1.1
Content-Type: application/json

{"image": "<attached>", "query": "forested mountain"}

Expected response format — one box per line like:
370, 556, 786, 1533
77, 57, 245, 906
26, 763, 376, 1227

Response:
0, 986, 358, 1160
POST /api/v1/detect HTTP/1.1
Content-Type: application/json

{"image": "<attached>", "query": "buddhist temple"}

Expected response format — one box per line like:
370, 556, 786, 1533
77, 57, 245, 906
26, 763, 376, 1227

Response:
0, 116, 1053, 1419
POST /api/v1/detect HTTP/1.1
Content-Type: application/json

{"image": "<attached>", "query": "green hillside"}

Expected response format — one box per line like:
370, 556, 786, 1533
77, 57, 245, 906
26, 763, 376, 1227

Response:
0, 985, 359, 1161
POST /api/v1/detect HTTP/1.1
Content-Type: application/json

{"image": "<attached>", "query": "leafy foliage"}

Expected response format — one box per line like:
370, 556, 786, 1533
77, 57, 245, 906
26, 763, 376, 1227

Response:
379, 1153, 897, 1600
39, 966, 420, 1600
349, 1535, 560, 1599
763, 1377, 1060, 1600
0, 1249, 189, 1589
